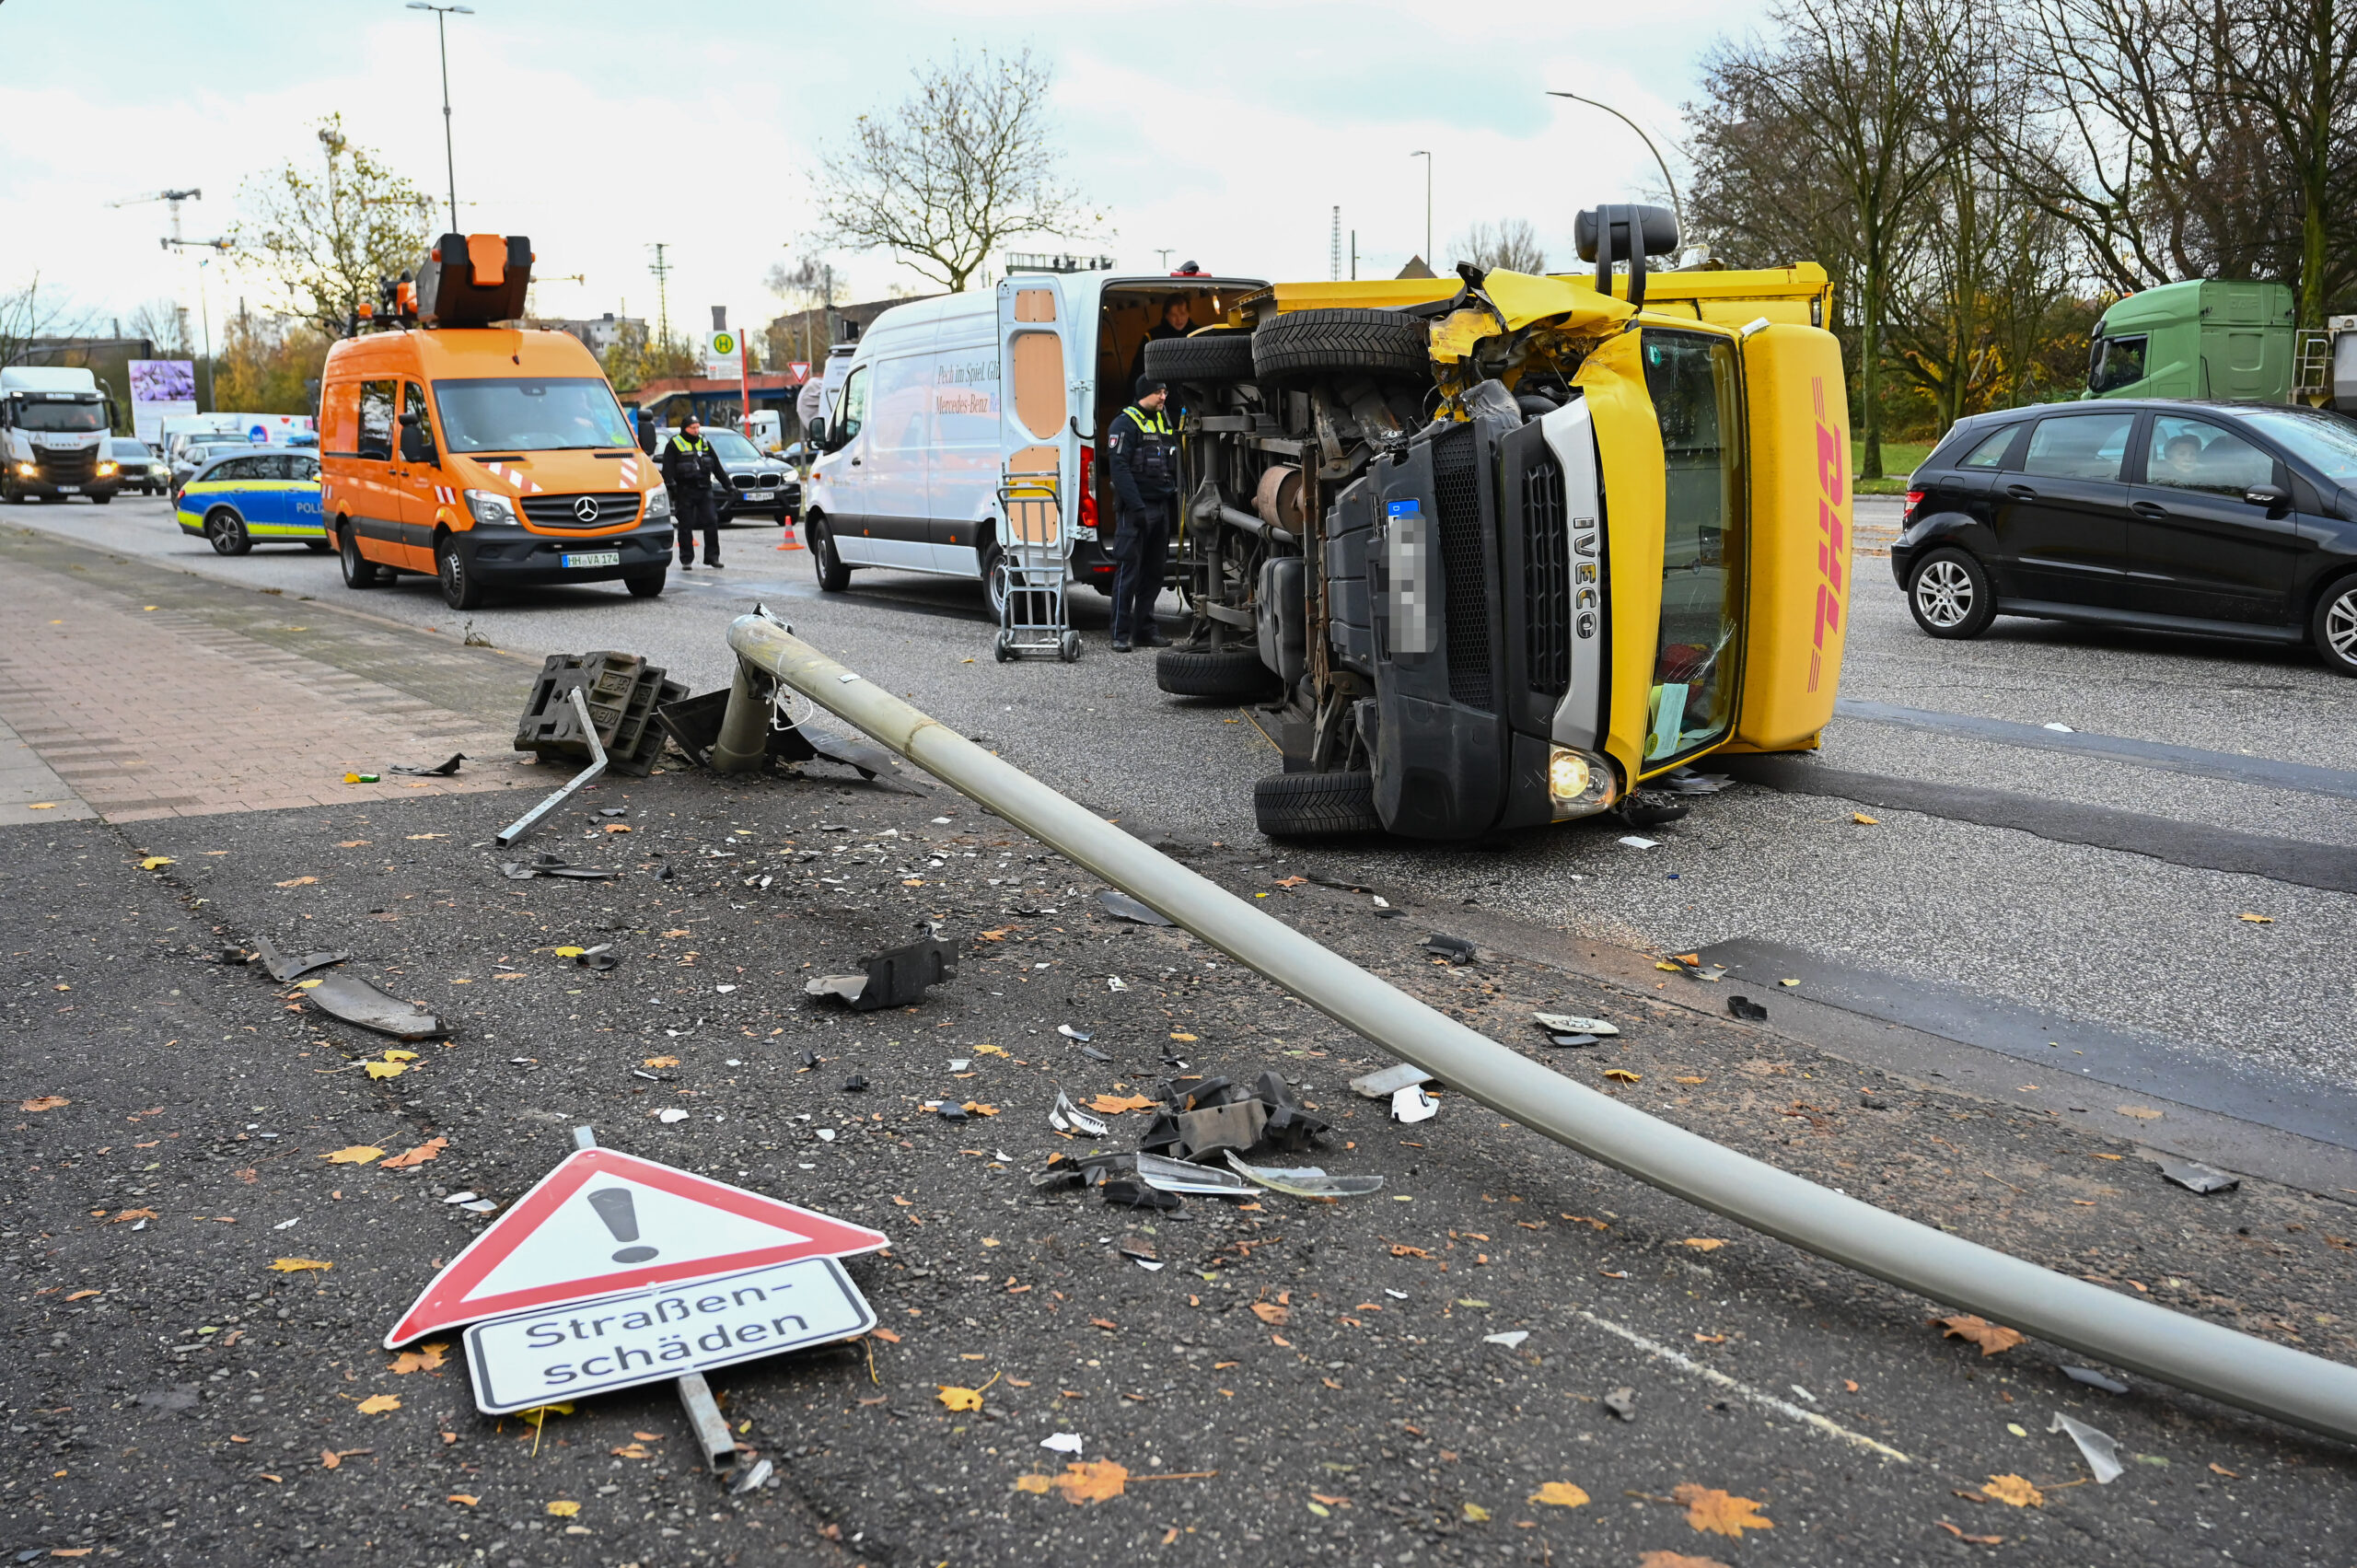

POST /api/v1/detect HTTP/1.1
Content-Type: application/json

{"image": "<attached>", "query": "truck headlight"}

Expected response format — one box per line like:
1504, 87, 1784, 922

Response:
463, 488, 519, 526
96, 460, 118, 476
643, 486, 672, 522
1548, 745, 1619, 820
14, 461, 32, 477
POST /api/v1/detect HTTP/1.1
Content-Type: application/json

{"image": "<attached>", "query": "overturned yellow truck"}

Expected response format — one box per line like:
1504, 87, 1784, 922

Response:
1144, 206, 1852, 840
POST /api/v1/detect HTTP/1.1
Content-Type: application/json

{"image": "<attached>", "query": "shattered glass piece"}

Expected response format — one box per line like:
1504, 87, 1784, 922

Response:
1351, 1062, 1434, 1100
1097, 889, 1173, 926
443, 1191, 480, 1204
2061, 1365, 2129, 1395
2048, 1411, 2125, 1484
1080, 1044, 1114, 1063
1390, 1085, 1438, 1124
1135, 1152, 1252, 1196
1050, 1090, 1110, 1140
252, 935, 351, 983
2158, 1160, 2238, 1194
306, 972, 443, 1040
1223, 1152, 1384, 1200
460, 1199, 499, 1214
1482, 1330, 1530, 1349
1533, 1013, 1620, 1038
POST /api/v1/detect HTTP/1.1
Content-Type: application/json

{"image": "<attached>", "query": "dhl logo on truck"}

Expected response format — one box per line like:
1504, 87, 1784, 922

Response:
1810, 375, 1847, 693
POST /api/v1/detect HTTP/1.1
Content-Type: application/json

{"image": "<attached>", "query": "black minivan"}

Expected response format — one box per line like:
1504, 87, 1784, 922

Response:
1890, 401, 2357, 672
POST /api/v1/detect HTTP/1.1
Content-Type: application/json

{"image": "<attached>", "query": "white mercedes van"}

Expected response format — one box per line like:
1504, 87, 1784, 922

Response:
801, 269, 1264, 614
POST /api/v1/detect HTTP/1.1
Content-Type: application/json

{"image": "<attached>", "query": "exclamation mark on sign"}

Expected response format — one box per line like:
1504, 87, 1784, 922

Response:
588, 1188, 659, 1264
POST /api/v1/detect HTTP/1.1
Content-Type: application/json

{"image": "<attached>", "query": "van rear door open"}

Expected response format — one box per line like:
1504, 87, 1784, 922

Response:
997, 277, 1075, 544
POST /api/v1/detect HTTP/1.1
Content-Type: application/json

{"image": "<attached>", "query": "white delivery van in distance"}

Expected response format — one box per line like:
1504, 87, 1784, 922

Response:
801, 268, 1264, 616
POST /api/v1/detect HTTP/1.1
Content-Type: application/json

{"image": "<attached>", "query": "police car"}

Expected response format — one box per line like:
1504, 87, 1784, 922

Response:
174, 447, 327, 555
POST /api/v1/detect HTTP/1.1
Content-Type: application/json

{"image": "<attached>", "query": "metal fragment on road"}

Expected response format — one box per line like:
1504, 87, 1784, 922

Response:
1532, 1013, 1619, 1038
1223, 1152, 1383, 1200
251, 935, 350, 983
2158, 1159, 2239, 1194
307, 972, 443, 1040
1050, 1090, 1110, 1139
1097, 889, 1173, 925
2047, 1411, 2125, 1483
730, 1457, 774, 1494
2061, 1365, 2130, 1394
495, 688, 608, 848
1351, 1062, 1434, 1099
1390, 1085, 1437, 1124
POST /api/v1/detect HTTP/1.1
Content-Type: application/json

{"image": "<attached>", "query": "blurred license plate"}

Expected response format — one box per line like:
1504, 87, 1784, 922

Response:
561, 551, 621, 568
56, 485, 78, 494
746, 490, 774, 501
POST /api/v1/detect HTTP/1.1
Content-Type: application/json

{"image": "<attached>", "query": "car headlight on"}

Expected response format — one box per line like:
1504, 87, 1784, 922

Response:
643, 486, 672, 522
14, 461, 33, 477
463, 488, 520, 526
1547, 745, 1620, 820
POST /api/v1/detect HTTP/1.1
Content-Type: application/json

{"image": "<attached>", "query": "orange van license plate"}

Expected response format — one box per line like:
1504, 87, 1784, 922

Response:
561, 551, 621, 568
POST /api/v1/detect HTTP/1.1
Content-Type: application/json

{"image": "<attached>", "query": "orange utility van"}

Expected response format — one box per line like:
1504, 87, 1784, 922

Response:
319, 234, 674, 610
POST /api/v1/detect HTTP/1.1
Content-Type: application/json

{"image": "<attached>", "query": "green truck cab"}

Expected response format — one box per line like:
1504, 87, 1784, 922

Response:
2086, 279, 2297, 402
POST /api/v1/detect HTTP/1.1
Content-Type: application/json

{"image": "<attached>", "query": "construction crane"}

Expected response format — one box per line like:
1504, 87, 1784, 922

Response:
106, 188, 203, 250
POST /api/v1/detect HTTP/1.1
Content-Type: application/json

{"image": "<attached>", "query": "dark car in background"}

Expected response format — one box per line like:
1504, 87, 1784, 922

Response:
700, 425, 799, 525
1891, 401, 2357, 673
111, 437, 168, 494
169, 436, 263, 499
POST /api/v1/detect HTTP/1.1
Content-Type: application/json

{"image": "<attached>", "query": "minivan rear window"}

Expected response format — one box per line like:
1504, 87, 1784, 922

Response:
1956, 425, 2020, 469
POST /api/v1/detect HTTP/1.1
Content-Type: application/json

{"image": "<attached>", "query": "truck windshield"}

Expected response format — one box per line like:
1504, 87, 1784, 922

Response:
429, 377, 632, 452
1641, 330, 1746, 766
13, 400, 107, 433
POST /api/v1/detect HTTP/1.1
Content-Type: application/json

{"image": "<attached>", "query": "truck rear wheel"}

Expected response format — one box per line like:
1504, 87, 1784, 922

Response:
1254, 771, 1383, 839
1155, 645, 1278, 699
1251, 308, 1430, 384
1144, 331, 1256, 386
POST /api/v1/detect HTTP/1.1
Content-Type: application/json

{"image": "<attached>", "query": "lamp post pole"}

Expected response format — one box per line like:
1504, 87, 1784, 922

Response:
406, 3, 475, 232
1544, 89, 1686, 241
1410, 150, 1432, 267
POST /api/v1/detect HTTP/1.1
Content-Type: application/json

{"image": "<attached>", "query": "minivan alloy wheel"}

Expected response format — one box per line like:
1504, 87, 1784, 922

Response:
2324, 587, 2357, 668
1914, 558, 1974, 628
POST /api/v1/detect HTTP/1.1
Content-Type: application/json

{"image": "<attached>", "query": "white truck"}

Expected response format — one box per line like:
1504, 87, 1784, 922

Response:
1, 366, 122, 505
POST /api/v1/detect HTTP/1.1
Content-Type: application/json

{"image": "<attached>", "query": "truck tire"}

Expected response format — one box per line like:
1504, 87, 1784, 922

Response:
1254, 771, 1383, 839
1144, 331, 1256, 386
1252, 308, 1429, 384
1155, 645, 1278, 699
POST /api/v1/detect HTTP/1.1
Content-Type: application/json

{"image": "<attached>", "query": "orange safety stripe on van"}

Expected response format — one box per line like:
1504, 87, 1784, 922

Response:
478, 460, 543, 494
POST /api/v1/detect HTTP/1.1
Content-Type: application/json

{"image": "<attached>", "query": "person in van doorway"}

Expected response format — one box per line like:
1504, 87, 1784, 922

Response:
1127, 295, 1193, 395
662, 413, 729, 569
1106, 377, 1177, 652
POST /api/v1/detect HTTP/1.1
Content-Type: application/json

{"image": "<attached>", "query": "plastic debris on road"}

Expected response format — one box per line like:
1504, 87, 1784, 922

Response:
1602, 1387, 1638, 1421
1134, 1152, 1253, 1197
1533, 1013, 1619, 1038
1617, 835, 1659, 850
2047, 1411, 2124, 1483
306, 973, 444, 1040
389, 753, 467, 776
731, 1457, 774, 1495
1726, 994, 1769, 1021
1040, 1432, 1085, 1455
1483, 1330, 1530, 1349
805, 935, 957, 1011
1050, 1090, 1110, 1139
1097, 889, 1172, 926
1222, 1152, 1383, 1200
2061, 1365, 2130, 1395
252, 935, 351, 983
501, 854, 619, 881
2158, 1159, 2239, 1194
1422, 933, 1477, 963
1350, 1062, 1434, 1099
1390, 1085, 1438, 1124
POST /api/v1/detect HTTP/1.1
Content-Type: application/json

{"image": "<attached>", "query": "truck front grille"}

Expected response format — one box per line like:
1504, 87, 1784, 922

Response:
1430, 425, 1492, 712
1522, 451, 1570, 699
519, 493, 644, 528
38, 447, 98, 484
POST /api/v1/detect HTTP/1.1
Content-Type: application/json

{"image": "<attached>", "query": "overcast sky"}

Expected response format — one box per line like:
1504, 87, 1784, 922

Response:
1, 0, 1762, 347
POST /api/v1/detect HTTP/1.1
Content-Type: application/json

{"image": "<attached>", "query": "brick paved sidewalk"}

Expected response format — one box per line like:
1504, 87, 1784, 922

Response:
0, 566, 537, 823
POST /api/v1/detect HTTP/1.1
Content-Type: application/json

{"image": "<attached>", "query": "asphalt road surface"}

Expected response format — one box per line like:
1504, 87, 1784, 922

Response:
6, 494, 2357, 1562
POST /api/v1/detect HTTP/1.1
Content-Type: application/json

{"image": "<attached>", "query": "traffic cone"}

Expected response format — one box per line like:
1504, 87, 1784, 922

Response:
776, 517, 804, 552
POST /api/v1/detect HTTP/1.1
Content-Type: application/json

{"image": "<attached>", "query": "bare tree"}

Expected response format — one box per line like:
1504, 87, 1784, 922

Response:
124, 297, 191, 357
812, 47, 1098, 292
2218, 0, 2357, 327
231, 114, 435, 337
0, 276, 85, 368
1451, 218, 1549, 274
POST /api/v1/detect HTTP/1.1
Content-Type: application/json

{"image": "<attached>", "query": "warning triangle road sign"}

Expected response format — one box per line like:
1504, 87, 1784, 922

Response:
385, 1148, 889, 1346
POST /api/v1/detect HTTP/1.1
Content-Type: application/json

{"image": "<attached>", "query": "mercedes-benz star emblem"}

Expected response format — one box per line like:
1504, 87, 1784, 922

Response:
572, 496, 601, 523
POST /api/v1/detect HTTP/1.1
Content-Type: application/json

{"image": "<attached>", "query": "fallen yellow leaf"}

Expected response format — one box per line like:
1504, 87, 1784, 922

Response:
1014, 1474, 1052, 1494
324, 1145, 385, 1165
546, 1500, 581, 1517
960, 1101, 999, 1117
275, 876, 319, 888
364, 1062, 407, 1080
1938, 1314, 2026, 1355
1852, 813, 1879, 825
1674, 1483, 1775, 1538
355, 1394, 401, 1415
937, 1370, 1000, 1412
1249, 1302, 1291, 1326
269, 1258, 332, 1272
1680, 1238, 1728, 1252
388, 1343, 448, 1375
380, 1137, 447, 1169
2116, 1105, 2164, 1120
610, 1442, 650, 1458
1603, 1069, 1643, 1083
1048, 1460, 1129, 1504
382, 1049, 420, 1063
140, 856, 174, 870
1638, 1553, 1731, 1568
447, 1494, 479, 1505
1980, 1473, 2043, 1507
20, 1096, 69, 1112
2236, 912, 2274, 923
1087, 1093, 1159, 1114
108, 1208, 158, 1225
1461, 1502, 1492, 1522
644, 1055, 680, 1068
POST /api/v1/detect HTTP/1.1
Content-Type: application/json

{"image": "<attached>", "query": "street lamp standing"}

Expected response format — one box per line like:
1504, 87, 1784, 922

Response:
1409, 150, 1432, 268
405, 2, 474, 232
1543, 89, 1686, 242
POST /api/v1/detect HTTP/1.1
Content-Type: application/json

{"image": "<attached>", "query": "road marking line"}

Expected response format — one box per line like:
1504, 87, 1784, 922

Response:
1573, 1308, 1911, 1464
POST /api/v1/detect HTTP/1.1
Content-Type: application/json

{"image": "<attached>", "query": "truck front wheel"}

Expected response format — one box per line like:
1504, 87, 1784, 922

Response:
1155, 646, 1279, 700
1252, 308, 1431, 385
1254, 771, 1383, 839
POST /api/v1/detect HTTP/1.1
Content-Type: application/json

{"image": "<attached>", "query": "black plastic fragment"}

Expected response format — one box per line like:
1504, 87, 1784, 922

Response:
389, 753, 466, 776
805, 936, 958, 1012
1097, 889, 1172, 926
502, 853, 619, 882
1727, 994, 1769, 1022
842, 1074, 869, 1093
251, 935, 351, 983
937, 1105, 970, 1123
574, 943, 618, 971
1422, 933, 1477, 963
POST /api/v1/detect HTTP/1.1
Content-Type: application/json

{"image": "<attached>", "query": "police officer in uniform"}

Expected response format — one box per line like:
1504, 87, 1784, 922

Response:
1105, 377, 1177, 652
661, 412, 729, 570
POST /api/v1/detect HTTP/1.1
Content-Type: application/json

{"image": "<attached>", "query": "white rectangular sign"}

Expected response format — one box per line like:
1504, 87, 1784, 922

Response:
462, 1256, 876, 1414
